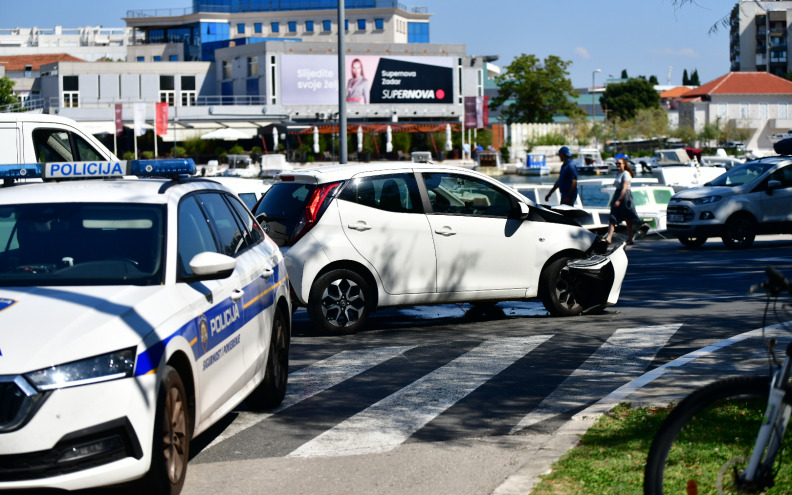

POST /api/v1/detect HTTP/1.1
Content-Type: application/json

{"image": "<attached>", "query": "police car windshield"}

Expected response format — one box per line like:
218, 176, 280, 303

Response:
0, 203, 165, 286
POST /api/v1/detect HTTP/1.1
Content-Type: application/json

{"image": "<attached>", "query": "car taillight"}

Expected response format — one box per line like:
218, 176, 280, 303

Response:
291, 181, 343, 244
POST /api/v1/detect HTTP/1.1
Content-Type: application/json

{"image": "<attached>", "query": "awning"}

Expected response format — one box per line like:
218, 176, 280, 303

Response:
80, 121, 117, 135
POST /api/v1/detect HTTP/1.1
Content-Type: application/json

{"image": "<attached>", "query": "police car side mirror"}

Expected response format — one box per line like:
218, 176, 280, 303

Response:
186, 252, 236, 281
510, 202, 531, 220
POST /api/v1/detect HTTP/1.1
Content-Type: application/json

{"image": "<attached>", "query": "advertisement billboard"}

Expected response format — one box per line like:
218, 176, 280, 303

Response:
280, 55, 453, 106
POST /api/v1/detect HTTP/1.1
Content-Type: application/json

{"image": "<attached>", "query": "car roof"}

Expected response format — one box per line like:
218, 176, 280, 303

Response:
274, 161, 501, 184
0, 177, 231, 205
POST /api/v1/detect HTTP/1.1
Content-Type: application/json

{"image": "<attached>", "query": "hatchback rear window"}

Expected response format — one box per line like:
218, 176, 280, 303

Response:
253, 182, 317, 246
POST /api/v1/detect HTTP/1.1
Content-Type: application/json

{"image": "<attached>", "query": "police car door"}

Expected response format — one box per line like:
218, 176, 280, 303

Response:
178, 193, 249, 420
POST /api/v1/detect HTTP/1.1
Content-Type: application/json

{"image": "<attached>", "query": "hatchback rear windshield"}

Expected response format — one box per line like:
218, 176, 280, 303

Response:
254, 182, 317, 247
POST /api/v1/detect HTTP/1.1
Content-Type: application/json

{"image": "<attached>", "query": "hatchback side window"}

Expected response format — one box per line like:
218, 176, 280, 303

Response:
338, 173, 423, 213
422, 172, 513, 217
177, 196, 218, 278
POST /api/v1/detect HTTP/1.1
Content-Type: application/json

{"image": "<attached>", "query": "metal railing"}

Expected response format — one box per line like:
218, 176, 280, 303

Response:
126, 0, 428, 18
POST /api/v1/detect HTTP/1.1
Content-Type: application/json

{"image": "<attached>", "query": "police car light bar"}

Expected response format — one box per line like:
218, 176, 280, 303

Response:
0, 159, 197, 181
0, 163, 42, 179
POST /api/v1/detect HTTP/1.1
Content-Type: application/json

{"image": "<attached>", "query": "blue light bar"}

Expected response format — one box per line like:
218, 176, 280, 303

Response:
130, 159, 196, 177
0, 163, 42, 179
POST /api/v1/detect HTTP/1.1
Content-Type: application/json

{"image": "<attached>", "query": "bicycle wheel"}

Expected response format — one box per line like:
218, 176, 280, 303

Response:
644, 375, 792, 494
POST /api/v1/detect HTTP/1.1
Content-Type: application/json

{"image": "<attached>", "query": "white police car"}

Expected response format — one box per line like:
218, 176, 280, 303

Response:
0, 159, 291, 493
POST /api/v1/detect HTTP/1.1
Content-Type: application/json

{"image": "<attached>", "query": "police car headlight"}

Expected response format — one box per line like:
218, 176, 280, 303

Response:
691, 195, 721, 205
24, 348, 136, 391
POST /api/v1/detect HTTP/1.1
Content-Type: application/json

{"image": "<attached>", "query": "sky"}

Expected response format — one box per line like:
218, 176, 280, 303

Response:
2, 0, 736, 88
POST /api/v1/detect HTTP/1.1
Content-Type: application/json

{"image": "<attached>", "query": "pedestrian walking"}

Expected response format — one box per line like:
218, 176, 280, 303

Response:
604, 155, 642, 245
545, 146, 578, 205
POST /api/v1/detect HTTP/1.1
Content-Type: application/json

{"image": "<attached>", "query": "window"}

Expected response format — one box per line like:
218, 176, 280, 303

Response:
781, 103, 788, 119
33, 128, 104, 163
197, 193, 256, 257
271, 22, 280, 33
375, 18, 384, 30
177, 196, 217, 278
63, 76, 79, 108
322, 20, 332, 32
254, 22, 262, 34
718, 103, 727, 120
288, 21, 297, 33
169, 54, 178, 61
24, 65, 32, 78
741, 103, 749, 119
222, 60, 233, 79
248, 56, 258, 77
237, 23, 245, 34
159, 75, 175, 105
181, 76, 196, 106
345, 20, 349, 31
408, 22, 429, 43
137, 56, 145, 62
760, 103, 768, 119
305, 20, 314, 32
338, 174, 423, 214
357, 19, 366, 31
153, 56, 162, 62
421, 172, 513, 217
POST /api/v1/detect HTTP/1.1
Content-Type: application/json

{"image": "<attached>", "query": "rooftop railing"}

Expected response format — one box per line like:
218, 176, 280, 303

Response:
126, 1, 427, 18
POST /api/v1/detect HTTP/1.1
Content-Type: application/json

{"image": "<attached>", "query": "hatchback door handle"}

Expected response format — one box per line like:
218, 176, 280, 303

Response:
434, 227, 457, 237
348, 221, 372, 231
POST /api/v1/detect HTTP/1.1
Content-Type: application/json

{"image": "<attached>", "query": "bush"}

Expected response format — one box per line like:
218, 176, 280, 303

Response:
171, 146, 186, 157
122, 151, 135, 160
229, 144, 245, 155
141, 151, 154, 159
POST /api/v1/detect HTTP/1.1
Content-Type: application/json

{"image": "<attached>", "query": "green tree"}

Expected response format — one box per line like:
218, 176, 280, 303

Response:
649, 75, 659, 85
599, 78, 661, 121
690, 69, 701, 86
0, 76, 17, 107
489, 54, 584, 124
682, 69, 690, 86
621, 69, 629, 79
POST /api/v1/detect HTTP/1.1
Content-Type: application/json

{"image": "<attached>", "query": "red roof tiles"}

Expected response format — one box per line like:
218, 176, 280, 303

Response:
681, 71, 792, 97
0, 54, 86, 71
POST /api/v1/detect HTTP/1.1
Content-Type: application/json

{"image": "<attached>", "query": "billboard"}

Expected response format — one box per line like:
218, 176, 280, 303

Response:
280, 55, 453, 106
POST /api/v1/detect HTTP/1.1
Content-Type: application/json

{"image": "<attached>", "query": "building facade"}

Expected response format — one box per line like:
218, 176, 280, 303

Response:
124, 0, 431, 62
730, 0, 792, 77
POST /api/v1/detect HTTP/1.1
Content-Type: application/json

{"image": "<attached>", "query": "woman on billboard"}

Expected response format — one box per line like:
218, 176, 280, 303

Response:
346, 58, 370, 104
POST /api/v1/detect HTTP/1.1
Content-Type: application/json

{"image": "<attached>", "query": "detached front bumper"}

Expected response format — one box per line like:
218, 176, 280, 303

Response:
565, 243, 628, 312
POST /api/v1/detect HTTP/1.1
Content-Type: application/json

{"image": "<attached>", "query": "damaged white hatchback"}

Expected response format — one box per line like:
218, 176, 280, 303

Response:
253, 162, 628, 334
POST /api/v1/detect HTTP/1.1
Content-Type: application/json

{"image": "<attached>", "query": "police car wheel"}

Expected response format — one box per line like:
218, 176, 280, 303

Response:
539, 256, 584, 317
140, 365, 192, 495
247, 304, 290, 409
307, 269, 372, 335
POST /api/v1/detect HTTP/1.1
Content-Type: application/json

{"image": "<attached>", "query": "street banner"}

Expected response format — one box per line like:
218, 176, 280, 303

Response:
133, 103, 146, 137
114, 103, 123, 137
464, 96, 490, 129
155, 102, 168, 136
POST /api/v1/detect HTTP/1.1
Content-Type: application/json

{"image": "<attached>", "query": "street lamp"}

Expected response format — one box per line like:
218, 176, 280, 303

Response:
592, 68, 601, 147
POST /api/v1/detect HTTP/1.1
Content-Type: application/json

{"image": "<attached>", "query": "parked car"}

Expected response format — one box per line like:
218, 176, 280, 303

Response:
252, 163, 629, 334
0, 159, 291, 493
666, 156, 792, 248
208, 176, 272, 210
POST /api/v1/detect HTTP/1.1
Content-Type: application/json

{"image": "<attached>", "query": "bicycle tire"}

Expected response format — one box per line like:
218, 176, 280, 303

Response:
644, 375, 784, 495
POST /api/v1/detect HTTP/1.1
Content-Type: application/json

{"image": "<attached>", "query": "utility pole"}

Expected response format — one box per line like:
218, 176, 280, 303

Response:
337, 0, 348, 163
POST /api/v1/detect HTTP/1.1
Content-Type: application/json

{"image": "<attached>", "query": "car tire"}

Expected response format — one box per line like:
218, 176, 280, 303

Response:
308, 269, 373, 334
139, 365, 192, 495
677, 236, 708, 248
539, 256, 584, 317
722, 214, 755, 249
247, 304, 290, 409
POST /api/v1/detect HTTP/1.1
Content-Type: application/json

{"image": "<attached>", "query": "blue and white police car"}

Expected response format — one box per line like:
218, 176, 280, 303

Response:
0, 159, 291, 493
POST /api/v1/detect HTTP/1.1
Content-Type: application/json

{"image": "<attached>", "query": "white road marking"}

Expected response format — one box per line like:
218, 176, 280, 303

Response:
509, 324, 681, 434
288, 335, 553, 458
203, 345, 417, 451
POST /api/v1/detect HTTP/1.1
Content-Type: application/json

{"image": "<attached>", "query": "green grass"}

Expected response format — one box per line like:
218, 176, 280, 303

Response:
531, 400, 792, 495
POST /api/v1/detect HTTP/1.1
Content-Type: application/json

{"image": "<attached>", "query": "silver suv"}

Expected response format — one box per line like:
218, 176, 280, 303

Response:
666, 157, 792, 248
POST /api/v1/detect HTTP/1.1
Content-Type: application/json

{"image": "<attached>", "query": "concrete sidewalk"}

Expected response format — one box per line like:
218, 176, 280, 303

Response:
492, 324, 790, 494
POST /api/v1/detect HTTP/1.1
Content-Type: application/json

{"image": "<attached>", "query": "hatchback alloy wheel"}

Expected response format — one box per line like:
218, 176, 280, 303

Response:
308, 269, 372, 334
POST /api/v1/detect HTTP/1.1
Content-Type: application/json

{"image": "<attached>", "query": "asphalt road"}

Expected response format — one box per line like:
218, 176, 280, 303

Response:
181, 234, 792, 495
